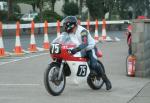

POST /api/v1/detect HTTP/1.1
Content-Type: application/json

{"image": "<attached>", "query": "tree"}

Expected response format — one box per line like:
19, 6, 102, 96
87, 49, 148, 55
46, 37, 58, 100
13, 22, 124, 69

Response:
64, 0, 69, 3
49, 0, 57, 12
79, 0, 84, 18
86, 0, 107, 20
7, 0, 13, 20
145, 0, 150, 18
103, 0, 115, 20
116, 0, 150, 19
62, 2, 79, 16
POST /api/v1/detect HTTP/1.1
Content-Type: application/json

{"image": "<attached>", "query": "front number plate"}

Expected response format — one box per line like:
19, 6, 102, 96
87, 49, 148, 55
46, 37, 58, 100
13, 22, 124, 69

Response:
50, 44, 61, 54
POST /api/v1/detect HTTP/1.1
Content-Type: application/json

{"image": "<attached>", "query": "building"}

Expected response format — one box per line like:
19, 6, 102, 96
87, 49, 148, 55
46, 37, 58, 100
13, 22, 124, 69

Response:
0, 1, 8, 11
18, 0, 88, 16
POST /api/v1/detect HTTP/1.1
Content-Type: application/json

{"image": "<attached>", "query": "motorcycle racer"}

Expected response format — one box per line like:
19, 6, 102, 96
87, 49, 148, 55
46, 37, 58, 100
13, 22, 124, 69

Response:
61, 16, 112, 90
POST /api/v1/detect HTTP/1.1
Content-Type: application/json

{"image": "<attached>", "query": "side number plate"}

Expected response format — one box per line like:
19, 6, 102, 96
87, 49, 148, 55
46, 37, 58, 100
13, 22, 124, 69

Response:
77, 65, 87, 77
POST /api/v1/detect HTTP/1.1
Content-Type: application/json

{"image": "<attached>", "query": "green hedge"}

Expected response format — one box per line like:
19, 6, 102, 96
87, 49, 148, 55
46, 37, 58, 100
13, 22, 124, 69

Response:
0, 11, 21, 23
34, 10, 63, 22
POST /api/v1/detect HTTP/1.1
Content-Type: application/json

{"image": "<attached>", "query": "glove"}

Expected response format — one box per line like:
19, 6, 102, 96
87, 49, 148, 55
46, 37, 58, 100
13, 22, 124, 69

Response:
68, 49, 77, 55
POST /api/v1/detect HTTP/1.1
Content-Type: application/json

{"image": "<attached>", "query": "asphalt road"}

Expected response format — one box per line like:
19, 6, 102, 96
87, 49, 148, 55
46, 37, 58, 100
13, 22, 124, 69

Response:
0, 31, 149, 103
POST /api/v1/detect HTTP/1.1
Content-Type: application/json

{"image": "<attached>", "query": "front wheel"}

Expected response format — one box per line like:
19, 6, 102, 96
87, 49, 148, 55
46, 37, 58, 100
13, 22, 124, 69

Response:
87, 61, 105, 90
44, 62, 66, 96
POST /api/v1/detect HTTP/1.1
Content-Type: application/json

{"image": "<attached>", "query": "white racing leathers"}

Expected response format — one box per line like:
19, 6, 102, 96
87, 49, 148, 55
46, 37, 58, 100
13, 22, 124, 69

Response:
69, 25, 96, 54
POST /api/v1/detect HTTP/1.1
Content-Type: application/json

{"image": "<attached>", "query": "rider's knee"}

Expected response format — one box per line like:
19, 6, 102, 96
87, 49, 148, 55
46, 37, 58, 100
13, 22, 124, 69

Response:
91, 62, 98, 70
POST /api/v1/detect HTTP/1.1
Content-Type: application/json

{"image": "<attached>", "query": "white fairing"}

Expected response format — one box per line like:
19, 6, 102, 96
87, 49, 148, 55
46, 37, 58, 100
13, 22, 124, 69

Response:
66, 60, 90, 85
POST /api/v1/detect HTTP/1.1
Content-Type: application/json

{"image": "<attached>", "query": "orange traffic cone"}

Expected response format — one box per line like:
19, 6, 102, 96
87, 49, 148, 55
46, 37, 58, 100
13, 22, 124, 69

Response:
0, 22, 5, 57
86, 19, 90, 32
14, 21, 24, 55
99, 19, 112, 41
101, 19, 107, 40
28, 21, 37, 53
57, 20, 60, 37
43, 20, 50, 50
94, 19, 99, 42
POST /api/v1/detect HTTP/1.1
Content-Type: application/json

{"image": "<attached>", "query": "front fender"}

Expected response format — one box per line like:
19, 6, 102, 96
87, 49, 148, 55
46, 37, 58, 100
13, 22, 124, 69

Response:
49, 62, 71, 77
63, 63, 71, 76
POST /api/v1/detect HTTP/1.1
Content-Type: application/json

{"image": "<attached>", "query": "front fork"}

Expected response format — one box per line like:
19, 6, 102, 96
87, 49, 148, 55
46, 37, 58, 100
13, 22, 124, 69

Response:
58, 60, 65, 80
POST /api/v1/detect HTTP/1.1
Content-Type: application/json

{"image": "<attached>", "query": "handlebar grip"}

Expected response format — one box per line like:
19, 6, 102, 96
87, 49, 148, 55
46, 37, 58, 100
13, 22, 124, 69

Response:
67, 49, 72, 54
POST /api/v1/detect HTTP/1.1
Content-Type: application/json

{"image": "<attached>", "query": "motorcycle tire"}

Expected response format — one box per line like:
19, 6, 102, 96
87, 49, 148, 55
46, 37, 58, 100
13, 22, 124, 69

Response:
87, 60, 105, 90
44, 62, 66, 96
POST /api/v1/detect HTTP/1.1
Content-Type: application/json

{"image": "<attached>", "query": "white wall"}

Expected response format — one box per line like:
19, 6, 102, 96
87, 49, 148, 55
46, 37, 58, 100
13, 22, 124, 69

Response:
0, 2, 8, 11
18, 3, 33, 14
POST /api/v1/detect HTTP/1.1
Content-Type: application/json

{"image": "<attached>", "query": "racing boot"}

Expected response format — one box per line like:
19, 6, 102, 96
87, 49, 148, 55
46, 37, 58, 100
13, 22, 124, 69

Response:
102, 74, 112, 90
88, 56, 112, 90
96, 63, 112, 90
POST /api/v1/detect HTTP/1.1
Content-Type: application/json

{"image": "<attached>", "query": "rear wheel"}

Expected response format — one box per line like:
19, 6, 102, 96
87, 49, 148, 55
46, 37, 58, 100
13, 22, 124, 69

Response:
44, 62, 66, 96
87, 61, 105, 90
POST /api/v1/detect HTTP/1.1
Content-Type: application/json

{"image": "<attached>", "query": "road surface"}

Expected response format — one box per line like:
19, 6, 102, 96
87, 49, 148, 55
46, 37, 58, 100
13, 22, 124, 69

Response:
0, 31, 149, 103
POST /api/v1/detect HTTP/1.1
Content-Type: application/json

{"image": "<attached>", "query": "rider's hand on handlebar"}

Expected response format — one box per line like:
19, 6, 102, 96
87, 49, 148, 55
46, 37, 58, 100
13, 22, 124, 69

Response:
67, 49, 76, 55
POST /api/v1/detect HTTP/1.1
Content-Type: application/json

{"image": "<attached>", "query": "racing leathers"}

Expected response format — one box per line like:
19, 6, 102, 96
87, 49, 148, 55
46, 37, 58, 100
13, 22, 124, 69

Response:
69, 25, 112, 90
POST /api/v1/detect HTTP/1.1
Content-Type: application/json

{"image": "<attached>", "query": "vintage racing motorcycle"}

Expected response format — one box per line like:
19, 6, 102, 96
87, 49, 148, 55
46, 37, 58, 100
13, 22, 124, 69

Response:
44, 32, 105, 96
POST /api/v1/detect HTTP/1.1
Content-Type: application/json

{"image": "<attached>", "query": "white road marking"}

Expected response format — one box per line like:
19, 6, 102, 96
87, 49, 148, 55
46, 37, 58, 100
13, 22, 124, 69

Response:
0, 52, 49, 66
115, 37, 121, 41
0, 83, 40, 86
37, 47, 44, 51
0, 97, 24, 100
22, 49, 30, 53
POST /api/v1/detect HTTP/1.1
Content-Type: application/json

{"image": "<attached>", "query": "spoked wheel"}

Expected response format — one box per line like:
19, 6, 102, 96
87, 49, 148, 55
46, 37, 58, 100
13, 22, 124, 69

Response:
44, 62, 66, 96
87, 61, 105, 90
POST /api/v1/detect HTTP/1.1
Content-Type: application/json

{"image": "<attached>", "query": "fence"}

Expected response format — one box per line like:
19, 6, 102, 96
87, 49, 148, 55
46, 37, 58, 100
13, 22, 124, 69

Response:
0, 19, 129, 57
2, 20, 129, 29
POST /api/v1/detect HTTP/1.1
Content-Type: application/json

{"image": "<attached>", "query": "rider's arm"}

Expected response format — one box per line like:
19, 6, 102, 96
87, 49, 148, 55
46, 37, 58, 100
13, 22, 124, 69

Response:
71, 30, 88, 54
